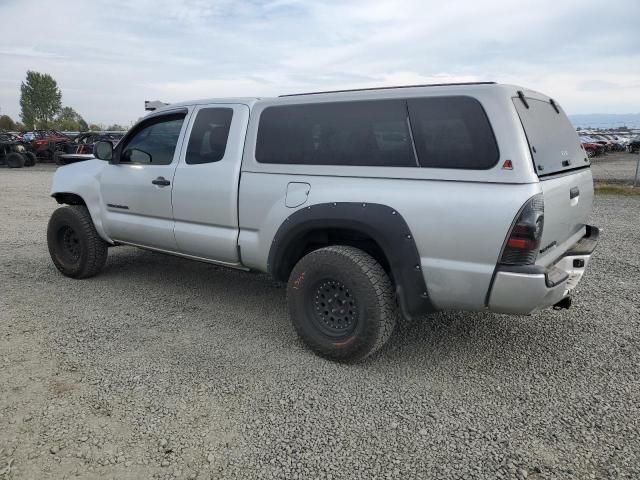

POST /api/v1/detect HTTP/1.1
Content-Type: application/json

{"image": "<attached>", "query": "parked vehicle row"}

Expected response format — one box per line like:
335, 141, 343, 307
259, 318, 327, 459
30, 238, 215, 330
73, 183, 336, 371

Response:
0, 130, 126, 165
578, 131, 638, 156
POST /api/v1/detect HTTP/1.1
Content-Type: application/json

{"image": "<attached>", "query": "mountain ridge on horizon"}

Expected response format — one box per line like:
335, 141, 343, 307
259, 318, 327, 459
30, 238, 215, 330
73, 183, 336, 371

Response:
569, 113, 640, 129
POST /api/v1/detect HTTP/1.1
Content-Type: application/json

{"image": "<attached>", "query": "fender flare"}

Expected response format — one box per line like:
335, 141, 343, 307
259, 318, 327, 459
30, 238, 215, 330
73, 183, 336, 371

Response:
268, 202, 435, 319
51, 191, 112, 244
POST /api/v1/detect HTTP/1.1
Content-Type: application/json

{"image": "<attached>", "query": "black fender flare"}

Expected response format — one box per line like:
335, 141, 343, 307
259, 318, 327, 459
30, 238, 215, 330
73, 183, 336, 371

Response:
268, 202, 435, 319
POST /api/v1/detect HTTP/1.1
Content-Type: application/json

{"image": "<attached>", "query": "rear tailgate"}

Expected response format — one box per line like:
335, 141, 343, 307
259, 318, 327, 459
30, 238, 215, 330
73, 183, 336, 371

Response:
513, 94, 594, 265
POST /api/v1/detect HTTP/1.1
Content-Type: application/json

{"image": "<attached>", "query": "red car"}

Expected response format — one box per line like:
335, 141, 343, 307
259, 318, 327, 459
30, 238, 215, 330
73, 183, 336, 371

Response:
31, 130, 70, 161
581, 142, 599, 158
579, 136, 605, 157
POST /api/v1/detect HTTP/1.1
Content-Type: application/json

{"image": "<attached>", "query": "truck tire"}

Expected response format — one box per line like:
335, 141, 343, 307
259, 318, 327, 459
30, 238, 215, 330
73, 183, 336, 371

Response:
5, 152, 25, 168
287, 245, 397, 362
23, 151, 37, 166
47, 205, 108, 279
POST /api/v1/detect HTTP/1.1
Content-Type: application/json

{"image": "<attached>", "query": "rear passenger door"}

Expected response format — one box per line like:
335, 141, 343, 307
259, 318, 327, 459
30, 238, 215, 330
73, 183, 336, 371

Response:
171, 104, 250, 264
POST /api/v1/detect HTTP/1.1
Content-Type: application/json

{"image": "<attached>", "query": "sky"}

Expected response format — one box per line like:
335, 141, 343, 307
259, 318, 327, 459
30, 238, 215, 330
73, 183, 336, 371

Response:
0, 0, 638, 126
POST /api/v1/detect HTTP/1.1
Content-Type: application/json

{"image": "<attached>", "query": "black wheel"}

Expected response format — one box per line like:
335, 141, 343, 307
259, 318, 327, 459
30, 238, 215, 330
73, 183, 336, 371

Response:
40, 149, 54, 162
54, 151, 64, 166
23, 151, 37, 166
47, 205, 108, 279
287, 245, 396, 362
5, 152, 25, 168
586, 150, 595, 158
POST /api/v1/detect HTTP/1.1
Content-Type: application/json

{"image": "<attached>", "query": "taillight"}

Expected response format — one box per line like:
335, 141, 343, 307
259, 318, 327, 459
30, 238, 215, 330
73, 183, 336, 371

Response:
499, 194, 544, 265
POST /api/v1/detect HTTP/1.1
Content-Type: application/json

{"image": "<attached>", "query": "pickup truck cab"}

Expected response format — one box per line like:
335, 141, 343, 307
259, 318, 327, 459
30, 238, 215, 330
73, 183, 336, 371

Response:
47, 82, 599, 361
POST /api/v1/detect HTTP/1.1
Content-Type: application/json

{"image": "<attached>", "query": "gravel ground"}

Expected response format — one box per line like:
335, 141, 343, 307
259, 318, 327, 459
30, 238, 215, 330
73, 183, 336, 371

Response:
1, 165, 639, 480
590, 151, 640, 185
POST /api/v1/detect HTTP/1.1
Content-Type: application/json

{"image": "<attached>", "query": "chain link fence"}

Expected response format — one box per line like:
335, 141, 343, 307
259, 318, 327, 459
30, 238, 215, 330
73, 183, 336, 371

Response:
590, 151, 640, 187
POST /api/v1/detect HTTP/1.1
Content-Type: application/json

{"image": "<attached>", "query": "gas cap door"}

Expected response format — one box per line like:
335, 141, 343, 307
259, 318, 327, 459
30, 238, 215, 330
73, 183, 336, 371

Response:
285, 182, 311, 208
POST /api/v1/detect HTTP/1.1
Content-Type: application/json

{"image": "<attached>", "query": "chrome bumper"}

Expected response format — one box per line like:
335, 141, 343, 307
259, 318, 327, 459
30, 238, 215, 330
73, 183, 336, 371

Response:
488, 226, 599, 315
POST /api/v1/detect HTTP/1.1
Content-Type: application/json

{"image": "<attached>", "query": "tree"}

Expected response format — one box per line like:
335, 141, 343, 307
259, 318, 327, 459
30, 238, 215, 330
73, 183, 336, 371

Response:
106, 124, 126, 131
20, 71, 62, 129
88, 123, 103, 131
51, 106, 89, 131
0, 115, 16, 131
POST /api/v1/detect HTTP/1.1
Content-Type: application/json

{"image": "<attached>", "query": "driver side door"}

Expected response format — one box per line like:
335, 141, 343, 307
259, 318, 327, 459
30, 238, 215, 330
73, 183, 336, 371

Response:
99, 109, 190, 251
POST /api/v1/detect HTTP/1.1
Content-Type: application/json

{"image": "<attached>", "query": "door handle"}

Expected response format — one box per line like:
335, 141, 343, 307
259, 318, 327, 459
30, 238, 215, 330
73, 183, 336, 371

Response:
152, 176, 170, 187
569, 186, 580, 199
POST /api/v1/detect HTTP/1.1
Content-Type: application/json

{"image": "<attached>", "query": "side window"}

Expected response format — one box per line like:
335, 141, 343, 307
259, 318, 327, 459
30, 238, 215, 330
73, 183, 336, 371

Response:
256, 100, 416, 167
407, 96, 499, 169
185, 108, 233, 164
120, 113, 185, 165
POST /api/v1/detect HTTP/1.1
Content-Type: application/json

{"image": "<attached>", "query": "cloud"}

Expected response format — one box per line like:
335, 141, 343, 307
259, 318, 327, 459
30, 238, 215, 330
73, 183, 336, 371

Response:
0, 0, 638, 124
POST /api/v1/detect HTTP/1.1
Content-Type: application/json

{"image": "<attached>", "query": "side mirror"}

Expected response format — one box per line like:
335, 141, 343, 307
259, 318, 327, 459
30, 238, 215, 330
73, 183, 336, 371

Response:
94, 141, 113, 161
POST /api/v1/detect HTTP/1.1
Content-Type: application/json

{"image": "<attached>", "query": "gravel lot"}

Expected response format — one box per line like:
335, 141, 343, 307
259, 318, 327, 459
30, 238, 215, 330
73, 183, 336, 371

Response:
1, 165, 639, 480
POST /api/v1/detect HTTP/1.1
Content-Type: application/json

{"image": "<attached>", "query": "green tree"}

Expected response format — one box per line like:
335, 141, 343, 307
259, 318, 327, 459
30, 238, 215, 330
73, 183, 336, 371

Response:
106, 124, 126, 131
19, 71, 62, 129
88, 123, 103, 131
0, 114, 16, 131
51, 106, 89, 131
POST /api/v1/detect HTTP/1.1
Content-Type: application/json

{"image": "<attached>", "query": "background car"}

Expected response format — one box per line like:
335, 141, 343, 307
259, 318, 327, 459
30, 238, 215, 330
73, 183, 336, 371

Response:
580, 136, 605, 156
31, 129, 71, 161
0, 133, 37, 167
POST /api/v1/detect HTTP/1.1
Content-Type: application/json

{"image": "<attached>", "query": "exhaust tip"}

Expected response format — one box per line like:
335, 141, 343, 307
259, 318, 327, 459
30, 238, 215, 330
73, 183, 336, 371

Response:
553, 297, 572, 310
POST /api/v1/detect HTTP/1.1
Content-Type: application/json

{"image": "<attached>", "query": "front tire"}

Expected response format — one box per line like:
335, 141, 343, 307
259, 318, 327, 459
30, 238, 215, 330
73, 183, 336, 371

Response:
287, 245, 396, 362
47, 205, 108, 279
5, 152, 25, 168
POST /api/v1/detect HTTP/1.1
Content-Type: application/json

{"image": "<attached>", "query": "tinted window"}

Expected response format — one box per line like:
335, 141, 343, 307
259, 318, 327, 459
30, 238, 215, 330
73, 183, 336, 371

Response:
121, 113, 185, 165
186, 108, 233, 164
513, 97, 586, 176
256, 100, 416, 167
408, 96, 499, 169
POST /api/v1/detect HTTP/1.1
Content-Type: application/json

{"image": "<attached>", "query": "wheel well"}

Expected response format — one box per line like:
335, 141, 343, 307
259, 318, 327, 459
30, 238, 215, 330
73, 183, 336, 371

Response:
273, 228, 392, 283
52, 193, 86, 206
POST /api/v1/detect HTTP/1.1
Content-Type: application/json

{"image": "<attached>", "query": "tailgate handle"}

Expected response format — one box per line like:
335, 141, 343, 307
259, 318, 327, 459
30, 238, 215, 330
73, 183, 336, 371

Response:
569, 187, 580, 199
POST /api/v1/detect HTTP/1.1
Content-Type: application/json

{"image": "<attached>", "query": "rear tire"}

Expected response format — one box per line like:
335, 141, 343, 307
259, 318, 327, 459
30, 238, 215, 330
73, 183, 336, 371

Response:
54, 151, 64, 165
47, 205, 108, 279
23, 151, 37, 166
5, 152, 25, 168
287, 245, 396, 362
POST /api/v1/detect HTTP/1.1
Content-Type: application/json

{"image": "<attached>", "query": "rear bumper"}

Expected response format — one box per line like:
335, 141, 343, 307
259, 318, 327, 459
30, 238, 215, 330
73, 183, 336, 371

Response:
488, 225, 599, 315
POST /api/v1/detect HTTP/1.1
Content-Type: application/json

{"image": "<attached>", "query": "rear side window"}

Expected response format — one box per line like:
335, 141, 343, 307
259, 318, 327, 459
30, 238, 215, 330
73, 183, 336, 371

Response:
256, 100, 416, 167
186, 108, 233, 164
407, 96, 499, 169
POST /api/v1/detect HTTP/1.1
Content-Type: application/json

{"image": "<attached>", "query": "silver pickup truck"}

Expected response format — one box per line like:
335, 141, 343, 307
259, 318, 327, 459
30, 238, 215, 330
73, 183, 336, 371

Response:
47, 82, 599, 361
